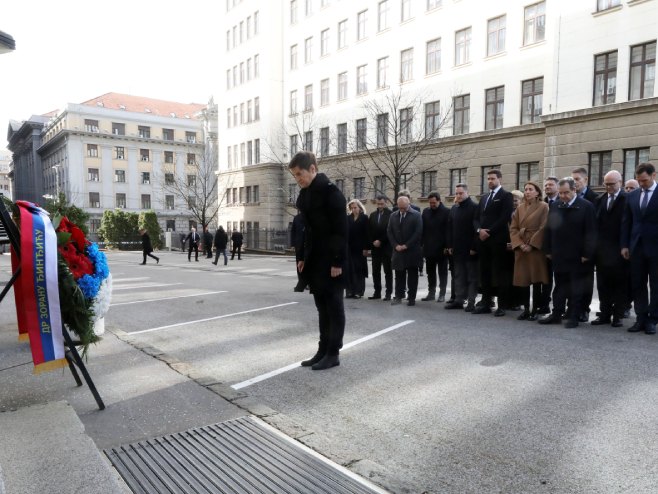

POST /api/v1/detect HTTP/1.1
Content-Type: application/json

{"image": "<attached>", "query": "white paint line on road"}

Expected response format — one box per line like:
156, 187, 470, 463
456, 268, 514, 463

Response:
110, 291, 228, 307
112, 283, 182, 291
112, 277, 150, 283
231, 319, 414, 390
130, 302, 299, 335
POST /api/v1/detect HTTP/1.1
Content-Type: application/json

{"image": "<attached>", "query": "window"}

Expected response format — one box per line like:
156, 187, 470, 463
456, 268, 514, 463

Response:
254, 139, 260, 164
320, 127, 330, 155
377, 113, 389, 147
589, 151, 612, 186
338, 19, 347, 49
290, 44, 298, 70
421, 171, 437, 197
401, 0, 412, 22
290, 134, 299, 156
254, 10, 259, 34
377, 57, 389, 89
357, 10, 367, 40
321, 29, 329, 56
453, 94, 470, 135
516, 162, 540, 189
305, 0, 312, 16
227, 146, 232, 168
115, 169, 126, 183
524, 1, 546, 46
374, 175, 386, 197
165, 173, 174, 185
449, 168, 467, 193
116, 193, 127, 209
87, 144, 98, 157
111, 122, 125, 135
321, 78, 330, 106
138, 125, 151, 138
597, 0, 620, 12
304, 130, 313, 152
246, 186, 252, 204
142, 172, 150, 184
426, 38, 441, 75
487, 15, 506, 56
141, 194, 151, 209
305, 37, 313, 64
425, 101, 441, 139
89, 219, 101, 233
335, 179, 345, 194
232, 189, 238, 205
247, 58, 252, 80
253, 186, 260, 203
89, 192, 100, 208
629, 41, 656, 101
186, 132, 196, 144
485, 86, 505, 130
594, 51, 618, 106
480, 165, 498, 194
338, 72, 348, 100
163, 128, 174, 140
455, 27, 471, 65
356, 118, 367, 150
247, 100, 253, 122
88, 168, 99, 182
400, 48, 414, 82
188, 196, 197, 208
85, 119, 99, 133
400, 107, 413, 144
227, 108, 232, 128
187, 153, 196, 165
255, 97, 260, 120
521, 77, 543, 124
290, 90, 298, 115
357, 65, 368, 94
290, 0, 297, 23
240, 103, 245, 124
233, 106, 238, 126
624, 148, 650, 182
378, 0, 389, 31
165, 151, 174, 163
254, 54, 260, 77
247, 141, 253, 165
400, 173, 410, 190
166, 220, 175, 232
304, 84, 313, 111
337, 123, 347, 153
187, 175, 196, 187
165, 195, 175, 210
140, 149, 150, 162
427, 0, 441, 10
354, 177, 365, 198
240, 143, 246, 165
288, 183, 299, 204
247, 17, 252, 39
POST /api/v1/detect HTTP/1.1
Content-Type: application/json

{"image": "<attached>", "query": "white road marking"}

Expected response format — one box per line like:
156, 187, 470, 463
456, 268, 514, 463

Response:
112, 277, 150, 283
112, 283, 182, 291
130, 302, 299, 335
110, 291, 228, 307
231, 320, 414, 390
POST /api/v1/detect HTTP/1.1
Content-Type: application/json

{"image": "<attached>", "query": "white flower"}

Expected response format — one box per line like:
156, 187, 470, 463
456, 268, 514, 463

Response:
91, 273, 113, 322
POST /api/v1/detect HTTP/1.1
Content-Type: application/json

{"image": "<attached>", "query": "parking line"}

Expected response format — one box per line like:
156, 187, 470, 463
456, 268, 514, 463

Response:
113, 283, 182, 291
110, 291, 228, 307
231, 319, 414, 390
130, 302, 299, 335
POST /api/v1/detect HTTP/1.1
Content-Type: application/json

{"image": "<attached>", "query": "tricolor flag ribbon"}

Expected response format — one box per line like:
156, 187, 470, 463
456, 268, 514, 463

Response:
15, 201, 66, 374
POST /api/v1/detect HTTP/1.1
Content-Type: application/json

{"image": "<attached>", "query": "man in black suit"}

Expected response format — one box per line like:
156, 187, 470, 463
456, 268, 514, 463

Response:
290, 151, 347, 370
592, 170, 627, 327
186, 227, 200, 262
367, 195, 393, 301
387, 195, 423, 306
622, 162, 658, 335
421, 191, 449, 302
539, 176, 560, 314
473, 169, 514, 316
445, 183, 479, 311
540, 177, 597, 328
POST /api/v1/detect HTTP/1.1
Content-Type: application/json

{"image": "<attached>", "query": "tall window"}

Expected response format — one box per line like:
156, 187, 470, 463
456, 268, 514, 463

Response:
304, 37, 313, 64
421, 171, 437, 197
485, 86, 505, 130
453, 94, 470, 135
594, 51, 618, 106
247, 141, 253, 165
455, 27, 471, 65
516, 162, 540, 189
254, 139, 260, 164
321, 78, 330, 106
624, 148, 650, 182
337, 123, 347, 153
321, 29, 329, 56
165, 195, 175, 210
187, 153, 196, 165
165, 151, 174, 163
524, 1, 546, 46
426, 38, 441, 74
353, 177, 365, 198
255, 97, 260, 120
142, 172, 150, 184
290, 89, 297, 115
290, 44, 298, 70
597, 0, 620, 12
138, 125, 151, 138
357, 65, 368, 94
165, 173, 174, 185
85, 119, 99, 132
254, 54, 260, 77
377, 57, 389, 89
589, 151, 612, 186
401, 0, 412, 21
400, 107, 413, 144
320, 127, 330, 155
87, 144, 98, 157
425, 100, 441, 138
304, 84, 313, 111
521, 77, 543, 124
427, 0, 442, 10
450, 168, 467, 193
290, 134, 298, 156
487, 15, 506, 56
88, 168, 99, 182
378, 0, 389, 31
141, 194, 151, 210
338, 72, 348, 100
89, 192, 100, 208
304, 130, 313, 151
338, 19, 347, 49
335, 179, 345, 194
227, 146, 232, 168
115, 169, 126, 183
377, 113, 389, 147
163, 128, 174, 140
112, 122, 125, 135
357, 10, 367, 40
400, 48, 414, 82
116, 193, 127, 209
629, 41, 656, 101
356, 118, 367, 150
305, 0, 312, 16
374, 175, 386, 197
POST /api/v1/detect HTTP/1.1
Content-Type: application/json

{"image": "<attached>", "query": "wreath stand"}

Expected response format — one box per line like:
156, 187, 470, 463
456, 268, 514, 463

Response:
0, 197, 105, 410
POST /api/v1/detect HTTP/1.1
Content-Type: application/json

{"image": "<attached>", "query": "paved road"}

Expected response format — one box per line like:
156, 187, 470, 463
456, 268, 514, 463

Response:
95, 251, 658, 493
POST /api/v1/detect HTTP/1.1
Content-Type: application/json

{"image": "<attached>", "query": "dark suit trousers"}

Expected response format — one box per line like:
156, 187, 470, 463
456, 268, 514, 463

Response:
552, 271, 586, 320
425, 255, 448, 295
453, 257, 478, 304
630, 245, 658, 324
188, 244, 199, 260
479, 240, 511, 308
231, 244, 242, 259
371, 249, 392, 296
596, 263, 628, 319
312, 288, 345, 356
395, 268, 419, 301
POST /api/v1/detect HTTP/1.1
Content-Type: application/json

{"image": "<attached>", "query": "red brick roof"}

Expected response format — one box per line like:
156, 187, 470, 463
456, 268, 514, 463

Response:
80, 92, 206, 119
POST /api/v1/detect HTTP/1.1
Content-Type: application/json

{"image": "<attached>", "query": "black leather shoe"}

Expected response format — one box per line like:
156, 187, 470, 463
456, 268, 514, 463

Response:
517, 310, 530, 321
627, 322, 644, 333
578, 311, 590, 323
623, 309, 631, 319
382, 296, 391, 301
538, 313, 562, 324
156, 258, 159, 264
472, 306, 492, 314
591, 316, 611, 326
391, 298, 401, 305
464, 304, 475, 312
611, 318, 623, 328
527, 313, 538, 321
212, 261, 218, 265
564, 319, 579, 329
368, 294, 381, 300
445, 301, 464, 309
301, 352, 325, 367
293, 285, 305, 292
421, 294, 435, 301
139, 262, 146, 265
311, 354, 340, 370
645, 323, 656, 335
437, 295, 445, 303
494, 308, 506, 317
537, 306, 550, 315
407, 299, 416, 306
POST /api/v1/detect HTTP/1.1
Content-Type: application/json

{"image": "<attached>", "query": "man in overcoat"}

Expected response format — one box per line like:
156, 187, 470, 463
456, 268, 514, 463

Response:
421, 191, 449, 302
367, 195, 393, 300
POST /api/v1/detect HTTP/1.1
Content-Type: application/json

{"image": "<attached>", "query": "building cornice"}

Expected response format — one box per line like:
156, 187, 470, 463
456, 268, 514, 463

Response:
542, 98, 658, 126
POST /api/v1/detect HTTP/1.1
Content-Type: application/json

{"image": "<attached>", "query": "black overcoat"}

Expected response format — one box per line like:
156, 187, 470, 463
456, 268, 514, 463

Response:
213, 229, 228, 250
421, 204, 449, 258
367, 208, 392, 255
387, 208, 423, 270
447, 197, 479, 260
595, 191, 627, 268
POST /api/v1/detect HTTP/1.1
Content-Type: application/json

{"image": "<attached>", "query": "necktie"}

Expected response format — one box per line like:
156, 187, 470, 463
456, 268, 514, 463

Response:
549, 198, 554, 206
400, 212, 405, 224
377, 212, 381, 223
485, 191, 494, 209
641, 188, 650, 211
607, 194, 614, 211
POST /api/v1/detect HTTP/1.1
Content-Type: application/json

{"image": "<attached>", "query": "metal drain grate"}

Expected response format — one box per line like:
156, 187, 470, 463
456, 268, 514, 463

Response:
104, 416, 384, 494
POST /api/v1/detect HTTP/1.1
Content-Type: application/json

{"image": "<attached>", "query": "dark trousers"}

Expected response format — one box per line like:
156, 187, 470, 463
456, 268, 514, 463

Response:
371, 250, 392, 297
142, 252, 159, 263
630, 247, 658, 324
552, 270, 586, 321
312, 288, 345, 356
188, 244, 199, 261
539, 257, 553, 311
596, 262, 629, 319
453, 257, 478, 304
205, 244, 213, 258
213, 248, 228, 265
581, 261, 595, 313
231, 244, 242, 260
425, 255, 448, 296
395, 268, 419, 301
479, 240, 511, 309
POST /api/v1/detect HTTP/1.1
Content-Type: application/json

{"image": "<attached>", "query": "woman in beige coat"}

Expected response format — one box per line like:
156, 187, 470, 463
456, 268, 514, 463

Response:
510, 181, 549, 320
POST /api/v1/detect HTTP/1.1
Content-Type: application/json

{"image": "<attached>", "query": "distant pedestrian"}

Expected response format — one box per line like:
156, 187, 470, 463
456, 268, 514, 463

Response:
139, 229, 159, 265
345, 199, 369, 299
203, 226, 213, 258
212, 226, 229, 266
179, 232, 186, 252
186, 227, 200, 262
231, 230, 244, 260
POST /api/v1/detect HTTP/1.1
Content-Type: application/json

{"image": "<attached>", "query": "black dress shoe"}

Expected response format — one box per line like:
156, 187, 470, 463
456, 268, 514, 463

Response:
293, 285, 305, 292
391, 298, 401, 305
493, 308, 506, 317
645, 323, 656, 335
421, 294, 435, 301
445, 301, 464, 310
472, 306, 492, 314
437, 295, 445, 303
527, 313, 538, 321
591, 316, 611, 326
382, 296, 391, 301
564, 319, 579, 329
368, 294, 381, 300
407, 299, 416, 306
464, 304, 475, 312
538, 313, 562, 324
623, 309, 631, 319
311, 354, 340, 370
517, 310, 530, 321
611, 318, 623, 328
301, 351, 325, 367
578, 311, 590, 323
627, 322, 644, 333
537, 306, 550, 315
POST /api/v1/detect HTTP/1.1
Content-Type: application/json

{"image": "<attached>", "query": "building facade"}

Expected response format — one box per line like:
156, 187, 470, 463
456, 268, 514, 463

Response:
218, 0, 657, 238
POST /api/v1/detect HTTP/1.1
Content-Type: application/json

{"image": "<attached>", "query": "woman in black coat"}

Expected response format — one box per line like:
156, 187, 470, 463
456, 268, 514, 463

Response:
212, 226, 229, 265
346, 199, 369, 298
139, 229, 159, 265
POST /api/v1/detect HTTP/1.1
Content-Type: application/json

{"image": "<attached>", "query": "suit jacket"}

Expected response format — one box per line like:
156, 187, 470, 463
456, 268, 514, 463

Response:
387, 208, 423, 270
580, 186, 598, 204
186, 231, 200, 245
368, 207, 392, 256
231, 231, 243, 246
595, 190, 627, 268
543, 197, 597, 273
475, 187, 514, 245
447, 197, 479, 260
421, 204, 449, 258
621, 184, 658, 258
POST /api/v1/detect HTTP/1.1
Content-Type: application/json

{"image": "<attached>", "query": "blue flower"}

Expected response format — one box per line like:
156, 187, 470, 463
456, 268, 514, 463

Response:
77, 274, 100, 300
